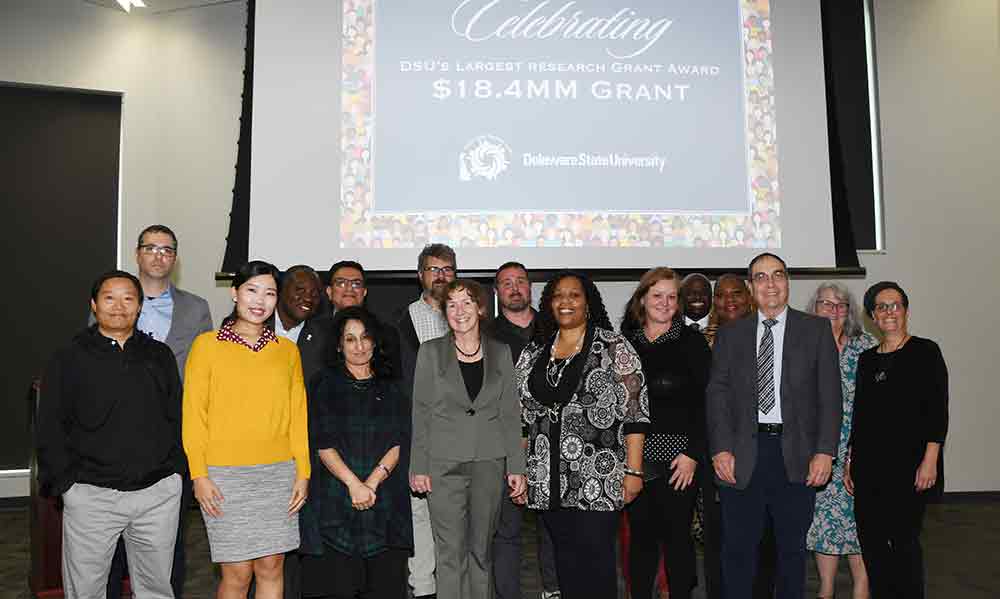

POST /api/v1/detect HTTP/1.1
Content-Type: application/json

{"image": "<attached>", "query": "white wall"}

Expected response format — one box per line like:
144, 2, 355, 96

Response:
1, 1, 159, 258
153, 2, 248, 324
0, 0, 246, 329
2, 0, 998, 492
857, 0, 1000, 492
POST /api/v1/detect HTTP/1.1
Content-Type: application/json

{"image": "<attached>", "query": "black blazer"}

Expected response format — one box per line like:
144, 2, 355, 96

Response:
297, 315, 333, 385
392, 306, 421, 401
706, 308, 841, 489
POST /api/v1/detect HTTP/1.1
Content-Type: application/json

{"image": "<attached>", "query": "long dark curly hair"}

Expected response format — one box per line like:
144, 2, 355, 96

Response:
325, 306, 393, 379
533, 270, 613, 344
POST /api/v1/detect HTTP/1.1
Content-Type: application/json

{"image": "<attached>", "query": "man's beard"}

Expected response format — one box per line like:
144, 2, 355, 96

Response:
429, 281, 449, 301
502, 296, 529, 312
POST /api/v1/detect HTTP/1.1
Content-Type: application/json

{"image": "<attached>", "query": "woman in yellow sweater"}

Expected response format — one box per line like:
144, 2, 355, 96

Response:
183, 260, 310, 599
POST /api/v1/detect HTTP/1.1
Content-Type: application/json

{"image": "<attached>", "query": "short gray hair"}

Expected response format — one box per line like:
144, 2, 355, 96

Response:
804, 281, 864, 338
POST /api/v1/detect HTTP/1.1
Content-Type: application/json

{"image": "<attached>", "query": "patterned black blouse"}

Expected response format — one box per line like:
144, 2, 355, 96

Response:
516, 326, 649, 511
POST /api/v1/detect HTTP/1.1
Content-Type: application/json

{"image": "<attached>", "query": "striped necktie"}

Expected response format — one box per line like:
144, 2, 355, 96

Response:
758, 318, 779, 414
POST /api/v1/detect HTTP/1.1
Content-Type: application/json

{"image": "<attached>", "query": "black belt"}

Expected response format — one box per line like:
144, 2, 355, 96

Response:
757, 423, 783, 435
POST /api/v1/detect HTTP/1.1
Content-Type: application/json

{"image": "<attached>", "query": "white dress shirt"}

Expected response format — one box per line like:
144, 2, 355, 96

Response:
274, 314, 305, 344
756, 307, 787, 424
685, 314, 711, 331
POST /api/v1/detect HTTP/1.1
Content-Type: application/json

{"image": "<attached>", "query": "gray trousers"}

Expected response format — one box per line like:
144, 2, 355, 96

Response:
493, 497, 560, 598
62, 474, 182, 599
427, 458, 506, 599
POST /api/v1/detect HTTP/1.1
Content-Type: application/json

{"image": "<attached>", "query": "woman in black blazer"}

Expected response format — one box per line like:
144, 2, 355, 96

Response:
621, 267, 712, 599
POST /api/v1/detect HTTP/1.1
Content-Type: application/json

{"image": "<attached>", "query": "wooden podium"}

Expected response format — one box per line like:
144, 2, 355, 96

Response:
28, 379, 133, 598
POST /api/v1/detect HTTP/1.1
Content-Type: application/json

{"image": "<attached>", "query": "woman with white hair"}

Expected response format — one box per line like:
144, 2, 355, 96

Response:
804, 282, 878, 599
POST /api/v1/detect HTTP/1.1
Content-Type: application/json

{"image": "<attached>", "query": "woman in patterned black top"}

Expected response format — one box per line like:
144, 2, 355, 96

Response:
300, 307, 412, 599
620, 267, 712, 599
515, 271, 649, 599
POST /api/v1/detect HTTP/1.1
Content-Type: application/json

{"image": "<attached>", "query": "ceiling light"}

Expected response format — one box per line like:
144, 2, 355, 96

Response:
116, 0, 147, 12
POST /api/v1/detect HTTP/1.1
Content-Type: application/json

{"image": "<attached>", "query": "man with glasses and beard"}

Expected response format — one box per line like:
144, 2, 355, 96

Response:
394, 244, 458, 599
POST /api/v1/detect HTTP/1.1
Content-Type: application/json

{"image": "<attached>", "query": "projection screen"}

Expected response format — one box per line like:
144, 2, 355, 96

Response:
250, 0, 835, 271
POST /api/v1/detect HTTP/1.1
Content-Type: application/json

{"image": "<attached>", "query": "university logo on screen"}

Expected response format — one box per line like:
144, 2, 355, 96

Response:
459, 135, 512, 181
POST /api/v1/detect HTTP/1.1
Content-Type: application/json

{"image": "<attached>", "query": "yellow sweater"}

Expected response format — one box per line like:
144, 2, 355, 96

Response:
183, 331, 310, 480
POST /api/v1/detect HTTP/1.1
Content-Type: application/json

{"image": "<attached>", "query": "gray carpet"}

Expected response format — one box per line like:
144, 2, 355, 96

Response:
3, 500, 997, 598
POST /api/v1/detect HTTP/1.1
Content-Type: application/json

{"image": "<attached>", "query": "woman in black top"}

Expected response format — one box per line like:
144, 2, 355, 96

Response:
301, 307, 412, 599
620, 267, 712, 599
846, 281, 948, 599
516, 271, 649, 599
409, 280, 526, 599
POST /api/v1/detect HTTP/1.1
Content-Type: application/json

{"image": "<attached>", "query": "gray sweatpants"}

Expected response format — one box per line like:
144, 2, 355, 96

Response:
61, 474, 182, 599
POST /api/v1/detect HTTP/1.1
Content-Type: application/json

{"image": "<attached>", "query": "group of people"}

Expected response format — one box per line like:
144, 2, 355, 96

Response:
36, 225, 949, 599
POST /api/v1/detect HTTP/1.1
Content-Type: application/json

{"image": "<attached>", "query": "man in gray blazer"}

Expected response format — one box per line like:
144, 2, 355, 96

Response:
96, 224, 215, 378
706, 253, 841, 599
101, 224, 212, 599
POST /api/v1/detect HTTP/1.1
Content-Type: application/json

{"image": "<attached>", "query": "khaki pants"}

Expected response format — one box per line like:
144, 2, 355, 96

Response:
409, 494, 437, 596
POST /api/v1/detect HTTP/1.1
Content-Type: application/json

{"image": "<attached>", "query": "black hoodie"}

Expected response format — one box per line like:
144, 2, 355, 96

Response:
36, 325, 184, 496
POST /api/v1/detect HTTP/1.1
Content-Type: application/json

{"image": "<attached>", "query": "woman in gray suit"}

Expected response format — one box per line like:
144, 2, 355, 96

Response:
410, 279, 527, 599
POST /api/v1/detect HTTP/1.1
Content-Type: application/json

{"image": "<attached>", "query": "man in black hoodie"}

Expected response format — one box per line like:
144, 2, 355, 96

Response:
38, 270, 185, 599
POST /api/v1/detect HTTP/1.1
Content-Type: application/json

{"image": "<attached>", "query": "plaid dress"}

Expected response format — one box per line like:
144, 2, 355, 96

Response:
308, 367, 413, 557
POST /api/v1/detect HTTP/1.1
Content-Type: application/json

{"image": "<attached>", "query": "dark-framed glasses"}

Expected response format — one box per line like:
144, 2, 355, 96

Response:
873, 302, 904, 314
138, 244, 177, 257
333, 278, 365, 290
423, 265, 455, 276
752, 270, 787, 284
816, 299, 850, 313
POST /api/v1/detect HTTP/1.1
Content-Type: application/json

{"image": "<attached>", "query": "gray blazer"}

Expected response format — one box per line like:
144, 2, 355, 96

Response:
88, 285, 213, 379
706, 308, 841, 489
410, 334, 526, 476
165, 287, 213, 377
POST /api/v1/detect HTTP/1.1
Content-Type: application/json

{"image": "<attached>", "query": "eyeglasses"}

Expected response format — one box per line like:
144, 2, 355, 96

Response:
816, 300, 850, 313
873, 302, 904, 314
423, 265, 455, 276
333, 278, 365, 290
138, 244, 177, 257
751, 270, 788, 284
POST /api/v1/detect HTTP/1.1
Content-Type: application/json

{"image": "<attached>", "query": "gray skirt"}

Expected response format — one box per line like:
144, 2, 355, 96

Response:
203, 460, 300, 563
